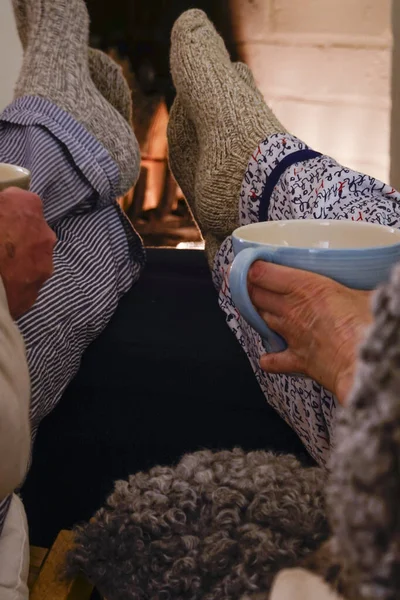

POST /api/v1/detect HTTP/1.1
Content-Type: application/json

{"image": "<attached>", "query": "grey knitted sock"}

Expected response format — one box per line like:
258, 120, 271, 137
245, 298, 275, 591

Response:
12, 0, 140, 196
168, 62, 266, 267
168, 98, 198, 216
12, 0, 133, 127
88, 49, 132, 125
170, 9, 286, 241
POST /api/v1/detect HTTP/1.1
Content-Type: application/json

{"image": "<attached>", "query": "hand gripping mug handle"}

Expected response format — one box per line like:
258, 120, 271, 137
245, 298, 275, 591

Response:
229, 247, 287, 353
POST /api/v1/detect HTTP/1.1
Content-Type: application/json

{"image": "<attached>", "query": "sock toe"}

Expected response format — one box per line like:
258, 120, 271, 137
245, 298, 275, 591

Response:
170, 9, 235, 127
171, 9, 228, 58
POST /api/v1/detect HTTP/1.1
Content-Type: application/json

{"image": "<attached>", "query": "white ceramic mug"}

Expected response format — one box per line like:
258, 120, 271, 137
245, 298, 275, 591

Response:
0, 163, 31, 192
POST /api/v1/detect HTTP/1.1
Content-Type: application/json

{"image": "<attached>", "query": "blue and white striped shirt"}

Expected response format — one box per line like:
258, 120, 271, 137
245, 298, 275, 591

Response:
0, 96, 145, 534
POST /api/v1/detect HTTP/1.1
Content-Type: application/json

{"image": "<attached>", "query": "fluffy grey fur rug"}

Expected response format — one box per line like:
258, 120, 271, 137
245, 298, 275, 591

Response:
67, 449, 328, 599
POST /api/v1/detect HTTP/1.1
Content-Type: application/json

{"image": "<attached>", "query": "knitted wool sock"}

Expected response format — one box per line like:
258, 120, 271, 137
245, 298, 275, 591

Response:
170, 9, 286, 242
168, 62, 265, 267
88, 49, 132, 126
12, 0, 132, 125
12, 0, 140, 196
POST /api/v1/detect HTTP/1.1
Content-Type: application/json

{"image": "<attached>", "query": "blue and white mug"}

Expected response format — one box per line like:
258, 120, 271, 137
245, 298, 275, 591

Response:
229, 219, 400, 353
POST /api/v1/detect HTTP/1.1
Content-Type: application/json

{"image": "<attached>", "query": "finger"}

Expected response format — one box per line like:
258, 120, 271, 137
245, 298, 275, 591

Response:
35, 245, 56, 281
8, 285, 38, 319
25, 192, 45, 215
248, 260, 322, 295
248, 284, 284, 316
38, 256, 55, 281
258, 311, 300, 348
47, 228, 57, 249
259, 350, 303, 375
5, 187, 40, 204
6, 188, 44, 214
258, 312, 285, 337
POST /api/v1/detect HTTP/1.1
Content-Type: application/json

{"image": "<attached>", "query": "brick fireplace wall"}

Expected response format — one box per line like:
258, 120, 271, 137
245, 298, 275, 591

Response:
231, 0, 392, 182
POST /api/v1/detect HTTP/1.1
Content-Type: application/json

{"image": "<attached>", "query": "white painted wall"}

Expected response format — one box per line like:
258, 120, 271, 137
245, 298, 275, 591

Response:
0, 0, 22, 111
231, 0, 392, 182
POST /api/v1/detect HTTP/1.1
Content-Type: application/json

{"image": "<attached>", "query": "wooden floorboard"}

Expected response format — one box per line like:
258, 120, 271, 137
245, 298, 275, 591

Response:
29, 531, 93, 599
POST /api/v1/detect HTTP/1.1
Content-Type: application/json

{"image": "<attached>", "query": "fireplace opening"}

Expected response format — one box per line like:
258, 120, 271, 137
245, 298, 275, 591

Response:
85, 0, 238, 249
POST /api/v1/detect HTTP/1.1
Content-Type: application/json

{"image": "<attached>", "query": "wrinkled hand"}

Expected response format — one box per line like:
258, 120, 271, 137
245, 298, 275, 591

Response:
248, 261, 373, 404
0, 188, 56, 319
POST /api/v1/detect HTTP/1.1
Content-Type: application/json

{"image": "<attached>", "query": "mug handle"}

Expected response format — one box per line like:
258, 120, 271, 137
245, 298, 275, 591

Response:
229, 247, 287, 353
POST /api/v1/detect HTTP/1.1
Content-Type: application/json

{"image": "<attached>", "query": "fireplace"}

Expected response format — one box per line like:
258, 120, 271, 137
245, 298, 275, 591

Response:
85, 0, 393, 248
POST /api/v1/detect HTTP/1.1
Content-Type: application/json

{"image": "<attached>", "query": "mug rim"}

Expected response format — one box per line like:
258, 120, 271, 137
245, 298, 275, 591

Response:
0, 163, 31, 179
232, 219, 400, 252
0, 163, 31, 191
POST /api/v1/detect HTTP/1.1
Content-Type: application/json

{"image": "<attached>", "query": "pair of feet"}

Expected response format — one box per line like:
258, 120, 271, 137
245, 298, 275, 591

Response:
12, 0, 285, 264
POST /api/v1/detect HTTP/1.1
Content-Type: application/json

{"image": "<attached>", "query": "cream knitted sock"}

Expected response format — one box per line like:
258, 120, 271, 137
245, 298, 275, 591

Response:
12, 0, 140, 196
168, 61, 267, 267
170, 9, 286, 242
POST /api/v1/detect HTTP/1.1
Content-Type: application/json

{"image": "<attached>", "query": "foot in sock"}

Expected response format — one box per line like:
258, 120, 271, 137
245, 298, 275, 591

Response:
12, 0, 140, 196
168, 57, 276, 265
169, 10, 286, 252
87, 49, 132, 126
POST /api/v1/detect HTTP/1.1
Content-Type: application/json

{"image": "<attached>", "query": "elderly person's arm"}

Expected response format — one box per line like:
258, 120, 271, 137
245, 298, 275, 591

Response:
0, 187, 55, 498
248, 261, 373, 404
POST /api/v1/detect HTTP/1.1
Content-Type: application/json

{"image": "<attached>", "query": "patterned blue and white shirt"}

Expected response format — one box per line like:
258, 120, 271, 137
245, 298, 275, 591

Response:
213, 133, 400, 466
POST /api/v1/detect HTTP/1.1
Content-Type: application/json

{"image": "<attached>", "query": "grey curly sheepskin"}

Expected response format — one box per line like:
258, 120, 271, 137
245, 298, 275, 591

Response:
67, 449, 328, 600
327, 262, 400, 600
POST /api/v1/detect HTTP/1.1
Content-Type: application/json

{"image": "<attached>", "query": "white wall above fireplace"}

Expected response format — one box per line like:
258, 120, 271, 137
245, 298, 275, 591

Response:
231, 0, 392, 183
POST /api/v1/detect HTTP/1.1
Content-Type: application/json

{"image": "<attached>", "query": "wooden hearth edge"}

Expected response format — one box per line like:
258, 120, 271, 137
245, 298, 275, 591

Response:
30, 530, 94, 600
